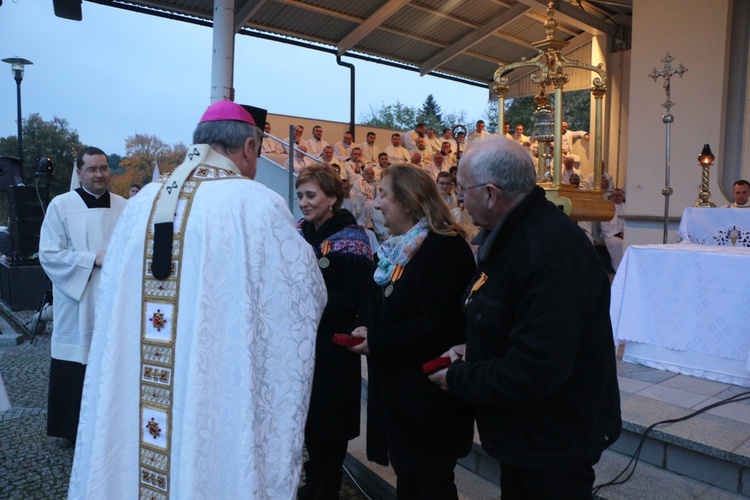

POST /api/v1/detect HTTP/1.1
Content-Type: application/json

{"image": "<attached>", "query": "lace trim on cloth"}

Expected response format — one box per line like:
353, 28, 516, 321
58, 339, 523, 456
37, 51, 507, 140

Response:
676, 224, 750, 247
138, 165, 239, 499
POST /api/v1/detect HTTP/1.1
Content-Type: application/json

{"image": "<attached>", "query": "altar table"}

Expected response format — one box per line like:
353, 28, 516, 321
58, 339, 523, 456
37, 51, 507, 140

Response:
676, 207, 750, 246
611, 243, 750, 386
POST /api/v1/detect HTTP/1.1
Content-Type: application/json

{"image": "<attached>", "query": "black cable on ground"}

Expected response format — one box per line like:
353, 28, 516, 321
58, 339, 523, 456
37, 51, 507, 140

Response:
593, 389, 750, 494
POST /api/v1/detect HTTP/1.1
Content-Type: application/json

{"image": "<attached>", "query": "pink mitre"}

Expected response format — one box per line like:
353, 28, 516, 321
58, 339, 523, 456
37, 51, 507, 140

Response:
199, 100, 256, 125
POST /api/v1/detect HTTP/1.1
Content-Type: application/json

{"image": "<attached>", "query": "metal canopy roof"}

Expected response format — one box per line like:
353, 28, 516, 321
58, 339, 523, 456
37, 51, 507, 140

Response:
88, 0, 632, 87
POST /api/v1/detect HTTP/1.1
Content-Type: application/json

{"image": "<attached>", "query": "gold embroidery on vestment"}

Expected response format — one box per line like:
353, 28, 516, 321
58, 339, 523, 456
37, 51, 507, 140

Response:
138, 166, 235, 498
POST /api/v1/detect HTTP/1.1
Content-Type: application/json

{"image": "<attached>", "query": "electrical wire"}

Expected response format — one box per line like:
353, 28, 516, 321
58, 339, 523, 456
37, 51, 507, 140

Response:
592, 390, 750, 494
34, 176, 46, 217
342, 463, 375, 500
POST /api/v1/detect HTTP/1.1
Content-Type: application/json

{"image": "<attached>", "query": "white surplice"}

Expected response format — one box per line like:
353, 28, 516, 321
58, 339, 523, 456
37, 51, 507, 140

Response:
69, 149, 327, 499
39, 190, 127, 364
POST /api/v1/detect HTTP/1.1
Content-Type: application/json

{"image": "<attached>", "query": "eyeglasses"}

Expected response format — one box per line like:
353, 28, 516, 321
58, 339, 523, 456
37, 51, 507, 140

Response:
437, 181, 452, 186
454, 182, 487, 194
81, 166, 110, 174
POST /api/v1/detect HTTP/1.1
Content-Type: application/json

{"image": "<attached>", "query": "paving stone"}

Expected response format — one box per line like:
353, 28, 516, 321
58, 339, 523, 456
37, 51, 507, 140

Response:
0, 310, 370, 499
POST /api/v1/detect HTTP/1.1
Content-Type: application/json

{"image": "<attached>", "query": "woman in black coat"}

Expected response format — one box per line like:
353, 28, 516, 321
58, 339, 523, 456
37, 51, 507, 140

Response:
296, 165, 374, 500
349, 165, 475, 499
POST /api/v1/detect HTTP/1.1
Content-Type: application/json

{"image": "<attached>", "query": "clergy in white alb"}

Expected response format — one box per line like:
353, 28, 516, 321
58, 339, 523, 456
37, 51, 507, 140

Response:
68, 101, 327, 500
725, 180, 750, 208
305, 125, 329, 157
358, 131, 381, 165
385, 133, 411, 165
39, 147, 127, 445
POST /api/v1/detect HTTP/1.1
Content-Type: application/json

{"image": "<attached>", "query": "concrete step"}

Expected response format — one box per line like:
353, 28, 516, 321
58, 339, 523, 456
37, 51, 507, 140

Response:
593, 448, 746, 499
343, 370, 750, 498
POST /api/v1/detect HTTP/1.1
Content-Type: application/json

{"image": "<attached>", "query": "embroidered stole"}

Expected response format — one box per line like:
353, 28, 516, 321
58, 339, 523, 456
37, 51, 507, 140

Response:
138, 151, 241, 499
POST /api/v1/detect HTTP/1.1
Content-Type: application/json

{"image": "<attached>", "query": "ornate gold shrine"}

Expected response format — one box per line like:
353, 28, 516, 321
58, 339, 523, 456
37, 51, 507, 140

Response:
494, 2, 614, 222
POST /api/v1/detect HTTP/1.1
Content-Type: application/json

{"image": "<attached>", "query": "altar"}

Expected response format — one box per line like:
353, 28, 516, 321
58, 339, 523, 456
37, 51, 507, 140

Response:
611, 243, 750, 387
676, 207, 750, 246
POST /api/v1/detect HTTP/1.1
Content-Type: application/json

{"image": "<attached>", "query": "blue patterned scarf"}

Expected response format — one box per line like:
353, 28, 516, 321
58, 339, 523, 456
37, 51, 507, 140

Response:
374, 218, 429, 285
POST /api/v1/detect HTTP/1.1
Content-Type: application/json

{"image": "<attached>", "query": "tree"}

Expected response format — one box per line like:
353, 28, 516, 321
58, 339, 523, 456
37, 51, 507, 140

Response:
442, 109, 469, 131
110, 134, 186, 197
557, 89, 591, 132
358, 101, 418, 130
503, 96, 537, 134
483, 101, 500, 133
109, 153, 124, 175
416, 94, 443, 132
0, 113, 85, 198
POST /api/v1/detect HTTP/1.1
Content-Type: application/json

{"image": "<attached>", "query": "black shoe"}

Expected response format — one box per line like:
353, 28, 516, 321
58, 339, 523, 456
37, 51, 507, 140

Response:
54, 437, 74, 449
297, 483, 317, 500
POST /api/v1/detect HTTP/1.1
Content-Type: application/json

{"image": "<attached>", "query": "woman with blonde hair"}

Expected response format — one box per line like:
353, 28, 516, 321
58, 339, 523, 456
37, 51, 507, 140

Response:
349, 165, 475, 499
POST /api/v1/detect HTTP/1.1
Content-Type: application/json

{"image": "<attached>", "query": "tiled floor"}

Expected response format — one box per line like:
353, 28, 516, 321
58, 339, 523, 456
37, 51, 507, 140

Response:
616, 355, 750, 427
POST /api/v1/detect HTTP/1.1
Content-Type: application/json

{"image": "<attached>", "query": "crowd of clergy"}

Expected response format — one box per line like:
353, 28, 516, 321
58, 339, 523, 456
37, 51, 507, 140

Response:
261, 118, 631, 267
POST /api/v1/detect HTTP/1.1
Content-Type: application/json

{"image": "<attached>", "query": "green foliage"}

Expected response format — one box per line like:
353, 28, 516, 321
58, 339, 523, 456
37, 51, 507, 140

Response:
0, 113, 85, 198
359, 101, 417, 130
503, 96, 537, 133
359, 96, 470, 133
416, 94, 443, 132
557, 89, 591, 132
108, 153, 124, 175
483, 101, 499, 133
442, 110, 469, 131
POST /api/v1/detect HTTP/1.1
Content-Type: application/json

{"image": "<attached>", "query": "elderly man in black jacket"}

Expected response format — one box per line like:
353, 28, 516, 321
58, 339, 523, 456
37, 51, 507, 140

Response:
430, 136, 621, 498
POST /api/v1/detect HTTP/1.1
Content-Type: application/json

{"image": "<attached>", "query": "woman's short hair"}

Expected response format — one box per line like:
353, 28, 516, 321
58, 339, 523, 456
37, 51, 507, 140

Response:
381, 165, 464, 237
296, 163, 344, 212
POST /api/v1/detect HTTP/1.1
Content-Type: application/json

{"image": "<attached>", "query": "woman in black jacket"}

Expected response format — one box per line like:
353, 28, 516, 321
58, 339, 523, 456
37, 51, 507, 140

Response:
296, 164, 374, 500
349, 165, 475, 499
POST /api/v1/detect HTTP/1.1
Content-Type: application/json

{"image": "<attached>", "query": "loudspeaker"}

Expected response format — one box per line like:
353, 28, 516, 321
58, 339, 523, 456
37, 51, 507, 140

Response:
10, 221, 41, 260
0, 157, 23, 191
0, 261, 51, 311
8, 186, 46, 222
52, 0, 82, 21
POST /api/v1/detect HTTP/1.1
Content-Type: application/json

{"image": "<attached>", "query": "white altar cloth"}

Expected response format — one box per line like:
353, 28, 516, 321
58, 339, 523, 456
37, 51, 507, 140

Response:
676, 207, 750, 246
611, 243, 750, 386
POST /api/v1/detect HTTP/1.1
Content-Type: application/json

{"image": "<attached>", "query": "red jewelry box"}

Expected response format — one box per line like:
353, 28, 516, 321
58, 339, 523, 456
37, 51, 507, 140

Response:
332, 333, 365, 347
422, 356, 452, 374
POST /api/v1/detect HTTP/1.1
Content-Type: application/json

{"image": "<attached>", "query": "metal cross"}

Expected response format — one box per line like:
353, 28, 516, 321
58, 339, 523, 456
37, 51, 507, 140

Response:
649, 53, 688, 115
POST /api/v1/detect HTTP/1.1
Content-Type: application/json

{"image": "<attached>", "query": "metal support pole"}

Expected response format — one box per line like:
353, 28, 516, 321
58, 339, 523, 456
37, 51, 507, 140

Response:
14, 77, 23, 173
553, 86, 563, 186
210, 0, 235, 103
662, 114, 673, 243
593, 94, 603, 190
336, 55, 356, 140
288, 125, 295, 211
497, 94, 505, 139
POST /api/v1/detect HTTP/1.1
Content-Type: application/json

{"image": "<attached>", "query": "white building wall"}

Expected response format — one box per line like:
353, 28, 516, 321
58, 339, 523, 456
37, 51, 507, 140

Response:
625, 0, 733, 245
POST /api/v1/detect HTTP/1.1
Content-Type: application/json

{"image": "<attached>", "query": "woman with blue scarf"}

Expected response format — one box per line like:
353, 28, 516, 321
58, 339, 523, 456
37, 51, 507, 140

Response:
349, 165, 475, 499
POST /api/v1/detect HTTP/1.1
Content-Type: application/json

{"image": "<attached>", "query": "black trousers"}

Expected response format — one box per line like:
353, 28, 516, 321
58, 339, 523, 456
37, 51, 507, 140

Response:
395, 461, 458, 500
301, 438, 348, 500
47, 358, 86, 443
499, 460, 597, 499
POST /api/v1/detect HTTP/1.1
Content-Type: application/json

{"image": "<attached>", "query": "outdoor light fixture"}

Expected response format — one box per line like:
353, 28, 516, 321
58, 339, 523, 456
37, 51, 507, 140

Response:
695, 144, 716, 207
2, 56, 33, 174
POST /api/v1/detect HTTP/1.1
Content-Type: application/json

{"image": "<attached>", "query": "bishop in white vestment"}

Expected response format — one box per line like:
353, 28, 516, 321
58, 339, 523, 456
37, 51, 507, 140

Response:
69, 101, 327, 499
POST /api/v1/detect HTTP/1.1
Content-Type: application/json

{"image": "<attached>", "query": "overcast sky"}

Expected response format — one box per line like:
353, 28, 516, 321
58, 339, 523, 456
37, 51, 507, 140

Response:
0, 1, 492, 157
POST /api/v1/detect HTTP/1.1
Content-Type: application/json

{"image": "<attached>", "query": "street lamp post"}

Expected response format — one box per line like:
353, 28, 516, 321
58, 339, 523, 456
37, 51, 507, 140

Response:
2, 57, 33, 174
